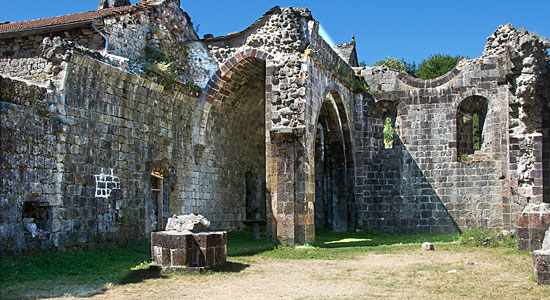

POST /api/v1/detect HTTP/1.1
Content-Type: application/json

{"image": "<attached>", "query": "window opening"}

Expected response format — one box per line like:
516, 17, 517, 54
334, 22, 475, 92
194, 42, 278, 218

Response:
151, 171, 164, 231
384, 117, 395, 149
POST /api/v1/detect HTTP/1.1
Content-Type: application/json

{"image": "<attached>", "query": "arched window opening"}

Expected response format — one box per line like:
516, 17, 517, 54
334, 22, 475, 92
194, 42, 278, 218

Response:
457, 96, 488, 161
369, 100, 398, 151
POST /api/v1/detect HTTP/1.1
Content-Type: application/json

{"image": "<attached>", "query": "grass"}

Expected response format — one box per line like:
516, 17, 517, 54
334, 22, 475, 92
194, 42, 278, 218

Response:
0, 228, 530, 299
458, 227, 517, 247
0, 243, 152, 299
229, 228, 460, 260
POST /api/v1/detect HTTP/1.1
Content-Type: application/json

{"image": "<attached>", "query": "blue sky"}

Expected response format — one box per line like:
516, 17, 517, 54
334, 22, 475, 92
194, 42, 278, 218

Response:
2, 0, 549, 65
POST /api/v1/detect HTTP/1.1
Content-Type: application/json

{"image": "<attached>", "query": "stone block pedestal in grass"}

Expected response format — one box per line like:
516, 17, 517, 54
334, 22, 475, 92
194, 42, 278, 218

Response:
151, 230, 227, 272
150, 214, 226, 272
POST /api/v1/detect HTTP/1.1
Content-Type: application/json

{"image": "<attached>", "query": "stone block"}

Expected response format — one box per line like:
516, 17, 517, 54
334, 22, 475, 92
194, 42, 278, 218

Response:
171, 248, 191, 267
533, 250, 550, 285
150, 230, 226, 271
516, 204, 550, 251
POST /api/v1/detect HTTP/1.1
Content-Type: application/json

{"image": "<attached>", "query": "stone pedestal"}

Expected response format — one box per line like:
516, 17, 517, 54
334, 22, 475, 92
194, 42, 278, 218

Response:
533, 249, 550, 284
151, 230, 226, 272
516, 203, 550, 251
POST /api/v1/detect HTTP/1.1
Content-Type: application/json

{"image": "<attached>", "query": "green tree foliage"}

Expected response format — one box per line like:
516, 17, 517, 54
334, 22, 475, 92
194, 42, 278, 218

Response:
383, 117, 395, 149
415, 53, 463, 80
374, 57, 417, 76
403, 61, 417, 76
374, 56, 406, 72
371, 53, 463, 79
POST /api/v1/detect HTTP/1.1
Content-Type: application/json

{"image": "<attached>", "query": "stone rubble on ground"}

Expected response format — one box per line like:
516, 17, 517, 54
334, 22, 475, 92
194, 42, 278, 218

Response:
165, 213, 211, 233
422, 242, 434, 251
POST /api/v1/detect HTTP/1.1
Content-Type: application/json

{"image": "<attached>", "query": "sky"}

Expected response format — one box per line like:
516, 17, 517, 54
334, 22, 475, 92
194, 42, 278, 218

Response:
1, 0, 549, 65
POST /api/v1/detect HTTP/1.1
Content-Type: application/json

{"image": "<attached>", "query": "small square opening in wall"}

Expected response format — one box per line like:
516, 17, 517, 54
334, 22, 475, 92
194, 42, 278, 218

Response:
22, 200, 51, 232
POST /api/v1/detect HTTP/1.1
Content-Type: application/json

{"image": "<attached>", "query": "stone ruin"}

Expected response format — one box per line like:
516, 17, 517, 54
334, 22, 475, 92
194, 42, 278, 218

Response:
151, 214, 226, 271
533, 229, 550, 285
0, 0, 549, 255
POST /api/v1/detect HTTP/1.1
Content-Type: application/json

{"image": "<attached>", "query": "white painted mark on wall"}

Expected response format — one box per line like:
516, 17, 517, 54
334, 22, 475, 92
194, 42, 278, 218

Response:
95, 168, 120, 198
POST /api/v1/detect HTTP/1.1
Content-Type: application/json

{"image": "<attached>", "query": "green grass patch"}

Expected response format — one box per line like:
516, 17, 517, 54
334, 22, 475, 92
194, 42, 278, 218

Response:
0, 229, 482, 299
458, 228, 516, 248
228, 228, 460, 260
226, 230, 275, 257
0, 243, 152, 299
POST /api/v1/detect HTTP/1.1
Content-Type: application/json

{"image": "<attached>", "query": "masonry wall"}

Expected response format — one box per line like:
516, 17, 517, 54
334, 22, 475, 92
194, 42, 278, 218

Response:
360, 57, 511, 232
0, 29, 103, 82
0, 78, 58, 253
1, 52, 197, 254
0, 48, 272, 254
176, 58, 267, 229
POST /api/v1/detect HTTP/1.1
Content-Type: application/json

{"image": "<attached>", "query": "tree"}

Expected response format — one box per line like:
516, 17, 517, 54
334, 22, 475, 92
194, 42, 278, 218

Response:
374, 57, 417, 76
374, 56, 406, 72
415, 53, 463, 80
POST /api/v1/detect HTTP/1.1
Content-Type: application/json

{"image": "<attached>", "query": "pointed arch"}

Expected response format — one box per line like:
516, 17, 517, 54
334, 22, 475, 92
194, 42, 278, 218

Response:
313, 89, 355, 232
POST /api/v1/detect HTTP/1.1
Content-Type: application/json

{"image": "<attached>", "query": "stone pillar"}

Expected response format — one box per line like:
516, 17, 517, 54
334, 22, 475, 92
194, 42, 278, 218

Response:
267, 127, 314, 245
517, 203, 550, 251
532, 229, 550, 285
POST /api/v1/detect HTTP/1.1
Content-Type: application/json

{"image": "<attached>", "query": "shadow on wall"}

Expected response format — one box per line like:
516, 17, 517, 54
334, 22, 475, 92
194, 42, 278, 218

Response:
364, 134, 460, 234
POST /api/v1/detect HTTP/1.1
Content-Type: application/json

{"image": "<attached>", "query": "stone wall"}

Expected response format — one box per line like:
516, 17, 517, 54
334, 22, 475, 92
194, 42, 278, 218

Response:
0, 78, 58, 253
1, 50, 204, 254
0, 29, 103, 83
360, 55, 511, 232
177, 57, 267, 229
2, 1, 550, 253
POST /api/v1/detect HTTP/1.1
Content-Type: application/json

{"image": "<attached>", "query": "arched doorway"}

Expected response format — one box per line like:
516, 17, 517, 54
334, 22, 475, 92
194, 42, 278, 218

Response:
314, 91, 354, 232
201, 55, 267, 229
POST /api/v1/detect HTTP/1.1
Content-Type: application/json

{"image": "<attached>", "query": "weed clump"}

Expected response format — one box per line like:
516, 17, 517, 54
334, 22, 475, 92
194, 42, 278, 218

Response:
459, 228, 516, 248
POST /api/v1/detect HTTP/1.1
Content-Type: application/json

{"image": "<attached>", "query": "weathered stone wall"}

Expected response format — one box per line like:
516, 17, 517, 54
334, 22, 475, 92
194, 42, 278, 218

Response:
2, 1, 550, 253
0, 51, 204, 254
303, 28, 359, 233
0, 29, 103, 82
177, 57, 267, 229
0, 78, 58, 253
360, 55, 511, 232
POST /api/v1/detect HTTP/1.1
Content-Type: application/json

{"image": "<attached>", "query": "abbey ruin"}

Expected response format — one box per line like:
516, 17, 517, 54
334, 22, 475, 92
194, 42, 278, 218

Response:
1, 0, 549, 255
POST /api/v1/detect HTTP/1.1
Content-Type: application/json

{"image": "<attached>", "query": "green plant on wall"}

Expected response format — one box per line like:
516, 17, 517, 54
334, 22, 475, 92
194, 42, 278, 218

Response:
331, 60, 371, 93
383, 117, 395, 149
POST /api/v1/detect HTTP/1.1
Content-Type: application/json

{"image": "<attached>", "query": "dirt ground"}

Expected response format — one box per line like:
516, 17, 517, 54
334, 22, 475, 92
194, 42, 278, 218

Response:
48, 247, 549, 300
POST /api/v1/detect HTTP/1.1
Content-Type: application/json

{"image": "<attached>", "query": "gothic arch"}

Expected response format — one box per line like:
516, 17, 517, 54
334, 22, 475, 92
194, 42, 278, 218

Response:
313, 90, 355, 231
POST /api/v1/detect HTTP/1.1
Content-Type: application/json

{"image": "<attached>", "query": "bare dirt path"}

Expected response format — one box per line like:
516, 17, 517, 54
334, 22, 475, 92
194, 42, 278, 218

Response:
55, 248, 548, 300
